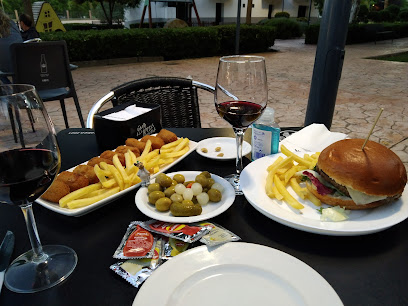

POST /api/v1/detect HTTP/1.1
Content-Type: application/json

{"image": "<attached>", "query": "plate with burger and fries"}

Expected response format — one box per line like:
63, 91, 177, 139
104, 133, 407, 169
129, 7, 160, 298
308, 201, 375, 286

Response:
36, 129, 198, 217
241, 139, 408, 236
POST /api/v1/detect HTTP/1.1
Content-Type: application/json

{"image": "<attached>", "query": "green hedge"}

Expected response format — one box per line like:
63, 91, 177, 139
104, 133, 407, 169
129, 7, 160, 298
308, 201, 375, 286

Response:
258, 18, 302, 39
305, 22, 408, 44
63, 23, 124, 31
40, 25, 276, 62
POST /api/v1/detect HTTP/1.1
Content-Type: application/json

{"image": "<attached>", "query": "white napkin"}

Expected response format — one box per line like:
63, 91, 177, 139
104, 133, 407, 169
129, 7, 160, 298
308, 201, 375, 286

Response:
102, 105, 150, 121
280, 123, 348, 152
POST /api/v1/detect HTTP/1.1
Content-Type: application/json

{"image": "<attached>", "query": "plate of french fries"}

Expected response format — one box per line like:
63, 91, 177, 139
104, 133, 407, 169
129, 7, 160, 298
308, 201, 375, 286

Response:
36, 137, 198, 217
240, 145, 408, 236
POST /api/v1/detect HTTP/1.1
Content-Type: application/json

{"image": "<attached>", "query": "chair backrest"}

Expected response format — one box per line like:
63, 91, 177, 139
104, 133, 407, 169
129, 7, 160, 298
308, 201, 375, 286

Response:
87, 77, 215, 129
11, 40, 74, 92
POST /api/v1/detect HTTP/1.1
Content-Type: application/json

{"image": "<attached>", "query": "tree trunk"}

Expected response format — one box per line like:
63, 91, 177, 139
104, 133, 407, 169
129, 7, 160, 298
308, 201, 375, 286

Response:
22, 0, 34, 20
349, 0, 360, 23
246, 0, 253, 24
384, 0, 389, 9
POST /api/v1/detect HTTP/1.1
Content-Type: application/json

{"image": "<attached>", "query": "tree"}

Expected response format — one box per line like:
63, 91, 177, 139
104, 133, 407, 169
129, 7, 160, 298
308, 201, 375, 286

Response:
74, 0, 142, 25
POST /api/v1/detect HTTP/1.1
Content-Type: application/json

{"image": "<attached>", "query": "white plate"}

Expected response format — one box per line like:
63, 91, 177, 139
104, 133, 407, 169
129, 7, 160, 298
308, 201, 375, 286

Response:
35, 140, 198, 217
135, 171, 235, 223
196, 137, 251, 160
133, 242, 343, 306
241, 154, 408, 236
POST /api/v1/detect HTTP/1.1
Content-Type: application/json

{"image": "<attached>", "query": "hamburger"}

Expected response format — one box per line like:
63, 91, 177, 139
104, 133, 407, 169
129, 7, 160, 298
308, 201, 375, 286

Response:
303, 139, 407, 210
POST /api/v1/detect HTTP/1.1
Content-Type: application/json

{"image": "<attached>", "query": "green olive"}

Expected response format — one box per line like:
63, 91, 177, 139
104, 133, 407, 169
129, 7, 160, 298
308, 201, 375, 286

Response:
195, 175, 208, 187
147, 183, 161, 193
173, 174, 185, 184
171, 179, 178, 186
155, 197, 172, 212
207, 188, 222, 202
155, 173, 167, 185
207, 178, 215, 188
201, 171, 211, 178
148, 190, 165, 204
159, 175, 173, 188
170, 201, 202, 217
164, 186, 176, 198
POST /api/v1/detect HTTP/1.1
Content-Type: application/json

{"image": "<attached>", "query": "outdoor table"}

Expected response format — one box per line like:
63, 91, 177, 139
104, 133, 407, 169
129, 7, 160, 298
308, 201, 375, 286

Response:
0, 127, 407, 306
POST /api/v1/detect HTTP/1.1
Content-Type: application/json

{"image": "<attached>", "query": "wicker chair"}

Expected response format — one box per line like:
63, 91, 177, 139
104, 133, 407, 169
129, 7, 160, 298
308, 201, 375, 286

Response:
86, 77, 215, 129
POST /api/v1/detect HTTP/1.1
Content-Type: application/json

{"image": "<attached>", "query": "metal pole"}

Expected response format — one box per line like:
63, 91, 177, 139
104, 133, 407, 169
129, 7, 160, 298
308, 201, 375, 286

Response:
235, 0, 241, 54
308, 0, 312, 25
304, 0, 353, 129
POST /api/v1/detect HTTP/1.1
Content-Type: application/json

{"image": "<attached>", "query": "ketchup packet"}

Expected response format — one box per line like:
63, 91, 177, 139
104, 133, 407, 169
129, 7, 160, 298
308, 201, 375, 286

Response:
162, 237, 190, 260
114, 221, 156, 259
110, 239, 162, 288
140, 220, 211, 243
198, 222, 241, 246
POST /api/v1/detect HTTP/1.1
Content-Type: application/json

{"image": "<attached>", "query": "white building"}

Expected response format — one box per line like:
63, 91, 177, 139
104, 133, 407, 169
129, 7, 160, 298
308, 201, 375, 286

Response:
125, 0, 320, 28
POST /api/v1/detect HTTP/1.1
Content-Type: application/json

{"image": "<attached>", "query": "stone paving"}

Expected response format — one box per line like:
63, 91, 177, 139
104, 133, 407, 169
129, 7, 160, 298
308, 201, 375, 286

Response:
44, 37, 408, 171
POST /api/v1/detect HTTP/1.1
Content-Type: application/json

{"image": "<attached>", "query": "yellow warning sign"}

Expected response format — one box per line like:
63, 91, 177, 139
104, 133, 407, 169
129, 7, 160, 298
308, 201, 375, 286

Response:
35, 2, 66, 32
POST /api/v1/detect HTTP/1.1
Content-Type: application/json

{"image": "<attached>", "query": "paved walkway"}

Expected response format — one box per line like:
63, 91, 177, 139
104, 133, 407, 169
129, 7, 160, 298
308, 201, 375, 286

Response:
45, 38, 408, 170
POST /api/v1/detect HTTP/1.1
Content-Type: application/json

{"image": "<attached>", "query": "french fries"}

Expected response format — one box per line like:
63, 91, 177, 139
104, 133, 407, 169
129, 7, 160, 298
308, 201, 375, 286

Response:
57, 135, 191, 209
265, 145, 321, 212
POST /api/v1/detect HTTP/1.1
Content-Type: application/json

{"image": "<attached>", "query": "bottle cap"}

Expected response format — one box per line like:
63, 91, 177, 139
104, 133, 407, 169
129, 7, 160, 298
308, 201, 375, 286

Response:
256, 107, 275, 124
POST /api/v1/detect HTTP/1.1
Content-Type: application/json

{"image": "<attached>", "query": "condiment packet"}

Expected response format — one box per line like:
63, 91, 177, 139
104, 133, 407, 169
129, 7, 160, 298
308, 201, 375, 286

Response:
198, 222, 241, 246
110, 238, 163, 288
113, 221, 156, 259
162, 237, 190, 260
140, 220, 212, 243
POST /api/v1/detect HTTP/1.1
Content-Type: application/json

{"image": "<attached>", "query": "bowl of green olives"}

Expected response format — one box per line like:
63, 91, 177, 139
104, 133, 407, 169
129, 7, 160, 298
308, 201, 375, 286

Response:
135, 171, 236, 223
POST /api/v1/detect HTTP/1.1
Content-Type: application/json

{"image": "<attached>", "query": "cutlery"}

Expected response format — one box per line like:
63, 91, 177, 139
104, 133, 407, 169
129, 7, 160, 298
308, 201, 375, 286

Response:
0, 231, 15, 294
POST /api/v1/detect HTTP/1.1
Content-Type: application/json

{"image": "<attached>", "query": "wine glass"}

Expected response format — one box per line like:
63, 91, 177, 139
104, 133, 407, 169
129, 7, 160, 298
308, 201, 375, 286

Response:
215, 55, 268, 194
0, 84, 77, 293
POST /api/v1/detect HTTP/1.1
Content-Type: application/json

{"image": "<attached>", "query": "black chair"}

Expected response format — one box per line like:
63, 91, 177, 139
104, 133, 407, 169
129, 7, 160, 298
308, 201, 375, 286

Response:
86, 77, 215, 129
10, 40, 85, 128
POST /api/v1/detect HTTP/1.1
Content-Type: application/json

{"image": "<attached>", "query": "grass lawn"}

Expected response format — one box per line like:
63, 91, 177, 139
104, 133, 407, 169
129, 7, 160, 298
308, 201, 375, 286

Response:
372, 51, 408, 62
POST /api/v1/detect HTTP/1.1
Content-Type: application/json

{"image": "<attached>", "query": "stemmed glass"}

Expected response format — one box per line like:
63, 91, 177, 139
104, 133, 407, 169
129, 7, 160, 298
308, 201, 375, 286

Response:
215, 56, 268, 194
0, 84, 77, 293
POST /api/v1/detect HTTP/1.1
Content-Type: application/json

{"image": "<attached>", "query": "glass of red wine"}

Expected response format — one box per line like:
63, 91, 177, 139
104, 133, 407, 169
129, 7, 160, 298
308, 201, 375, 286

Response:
215, 55, 267, 194
0, 84, 77, 293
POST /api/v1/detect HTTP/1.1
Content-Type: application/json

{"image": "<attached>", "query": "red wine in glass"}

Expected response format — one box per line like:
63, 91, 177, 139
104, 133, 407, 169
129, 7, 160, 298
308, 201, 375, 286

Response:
216, 101, 264, 128
214, 55, 268, 195
0, 148, 59, 206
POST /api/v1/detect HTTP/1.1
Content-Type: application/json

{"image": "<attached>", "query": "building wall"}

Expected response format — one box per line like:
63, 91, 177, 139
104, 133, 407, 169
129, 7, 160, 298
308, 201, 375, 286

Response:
124, 0, 320, 27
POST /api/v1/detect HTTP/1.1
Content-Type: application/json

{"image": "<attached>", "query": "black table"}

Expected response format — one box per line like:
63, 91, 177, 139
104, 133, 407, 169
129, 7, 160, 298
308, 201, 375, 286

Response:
1, 128, 407, 306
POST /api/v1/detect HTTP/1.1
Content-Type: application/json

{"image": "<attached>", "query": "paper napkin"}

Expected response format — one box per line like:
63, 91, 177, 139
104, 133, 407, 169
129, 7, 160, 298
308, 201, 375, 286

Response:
280, 123, 348, 152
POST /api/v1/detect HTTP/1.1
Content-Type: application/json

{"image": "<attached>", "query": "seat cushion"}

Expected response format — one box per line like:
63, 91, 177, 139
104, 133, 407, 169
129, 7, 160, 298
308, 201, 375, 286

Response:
38, 88, 70, 101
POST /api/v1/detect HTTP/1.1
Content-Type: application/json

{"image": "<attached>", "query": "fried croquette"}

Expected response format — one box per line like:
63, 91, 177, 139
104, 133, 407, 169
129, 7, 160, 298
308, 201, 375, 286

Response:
41, 180, 70, 203
56, 171, 89, 191
125, 138, 150, 152
100, 150, 126, 166
140, 135, 165, 150
87, 157, 114, 167
157, 129, 178, 144
73, 164, 99, 184
115, 145, 141, 157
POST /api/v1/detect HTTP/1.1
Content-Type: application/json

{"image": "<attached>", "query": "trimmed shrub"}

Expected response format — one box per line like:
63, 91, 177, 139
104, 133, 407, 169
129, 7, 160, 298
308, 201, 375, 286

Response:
129, 22, 166, 28
275, 11, 290, 18
305, 22, 408, 45
357, 5, 369, 23
64, 23, 124, 31
379, 10, 393, 22
258, 18, 302, 39
39, 25, 276, 62
399, 8, 408, 21
368, 11, 381, 22
385, 4, 400, 20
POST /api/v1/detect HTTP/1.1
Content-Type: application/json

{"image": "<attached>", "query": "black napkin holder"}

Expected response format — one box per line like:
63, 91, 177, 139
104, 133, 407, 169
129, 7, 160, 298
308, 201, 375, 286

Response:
93, 102, 162, 150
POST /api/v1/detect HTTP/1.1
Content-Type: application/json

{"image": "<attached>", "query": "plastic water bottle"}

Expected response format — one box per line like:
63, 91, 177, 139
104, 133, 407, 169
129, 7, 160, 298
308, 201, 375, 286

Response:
251, 107, 280, 160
